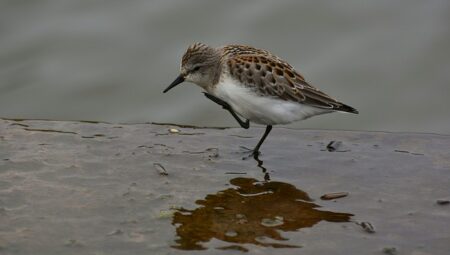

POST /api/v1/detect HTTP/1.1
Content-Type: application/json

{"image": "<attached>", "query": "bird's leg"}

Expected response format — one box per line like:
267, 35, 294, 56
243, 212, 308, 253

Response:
203, 92, 249, 129
252, 125, 273, 157
227, 109, 250, 129
242, 125, 273, 160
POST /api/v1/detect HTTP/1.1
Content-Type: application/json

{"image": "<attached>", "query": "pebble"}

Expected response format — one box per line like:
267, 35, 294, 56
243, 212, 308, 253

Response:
153, 163, 168, 176
436, 199, 449, 205
326, 141, 342, 152
107, 229, 123, 236
358, 221, 375, 233
382, 247, 398, 255
320, 192, 349, 200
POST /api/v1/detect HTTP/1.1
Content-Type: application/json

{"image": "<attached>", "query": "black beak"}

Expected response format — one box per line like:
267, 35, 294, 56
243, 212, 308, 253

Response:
163, 74, 185, 93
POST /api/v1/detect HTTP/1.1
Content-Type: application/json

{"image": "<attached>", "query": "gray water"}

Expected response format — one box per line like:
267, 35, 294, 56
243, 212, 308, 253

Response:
1, 0, 449, 134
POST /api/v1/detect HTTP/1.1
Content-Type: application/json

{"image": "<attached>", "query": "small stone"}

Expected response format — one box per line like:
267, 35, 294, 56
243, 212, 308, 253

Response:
169, 128, 180, 133
321, 192, 349, 200
382, 247, 398, 255
326, 141, 342, 152
206, 148, 219, 158
436, 199, 449, 205
107, 229, 123, 236
153, 163, 168, 176
358, 221, 375, 233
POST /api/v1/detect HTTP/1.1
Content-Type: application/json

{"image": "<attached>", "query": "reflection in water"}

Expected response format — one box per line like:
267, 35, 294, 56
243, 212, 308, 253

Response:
253, 154, 270, 181
241, 148, 271, 181
172, 177, 353, 251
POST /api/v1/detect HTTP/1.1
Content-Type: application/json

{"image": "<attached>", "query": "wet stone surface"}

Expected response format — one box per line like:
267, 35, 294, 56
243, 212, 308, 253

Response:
0, 119, 449, 255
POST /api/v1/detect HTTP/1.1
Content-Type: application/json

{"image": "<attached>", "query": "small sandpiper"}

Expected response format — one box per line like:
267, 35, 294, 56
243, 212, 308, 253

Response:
164, 43, 358, 157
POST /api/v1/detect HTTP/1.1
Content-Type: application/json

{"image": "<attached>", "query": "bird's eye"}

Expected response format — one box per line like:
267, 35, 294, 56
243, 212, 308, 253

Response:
193, 66, 201, 72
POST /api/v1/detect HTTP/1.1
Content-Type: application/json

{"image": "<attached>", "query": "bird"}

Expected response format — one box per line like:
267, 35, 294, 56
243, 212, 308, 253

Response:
163, 43, 358, 158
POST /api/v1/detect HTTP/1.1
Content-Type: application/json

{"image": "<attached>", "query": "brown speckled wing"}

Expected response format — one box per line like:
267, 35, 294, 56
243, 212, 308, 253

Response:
223, 45, 357, 113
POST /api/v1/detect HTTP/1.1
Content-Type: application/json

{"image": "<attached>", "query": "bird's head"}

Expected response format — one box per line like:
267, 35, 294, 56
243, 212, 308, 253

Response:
164, 43, 221, 93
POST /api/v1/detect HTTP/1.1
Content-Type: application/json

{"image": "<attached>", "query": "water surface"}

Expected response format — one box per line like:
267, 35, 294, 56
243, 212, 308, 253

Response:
1, 0, 449, 134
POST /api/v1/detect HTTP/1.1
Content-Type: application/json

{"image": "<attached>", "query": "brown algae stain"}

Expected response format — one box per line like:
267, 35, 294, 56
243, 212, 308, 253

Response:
172, 177, 353, 251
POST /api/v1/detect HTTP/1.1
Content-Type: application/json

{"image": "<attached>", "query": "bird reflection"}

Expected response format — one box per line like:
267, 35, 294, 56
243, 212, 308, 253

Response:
253, 154, 270, 181
172, 177, 353, 251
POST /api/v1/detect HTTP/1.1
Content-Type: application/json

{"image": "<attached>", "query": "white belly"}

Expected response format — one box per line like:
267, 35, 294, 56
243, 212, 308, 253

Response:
212, 77, 330, 125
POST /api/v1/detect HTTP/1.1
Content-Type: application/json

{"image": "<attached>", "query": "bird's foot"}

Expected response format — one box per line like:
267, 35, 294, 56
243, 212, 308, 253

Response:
239, 146, 260, 160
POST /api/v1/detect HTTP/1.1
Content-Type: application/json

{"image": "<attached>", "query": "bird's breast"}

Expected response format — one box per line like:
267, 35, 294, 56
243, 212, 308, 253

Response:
212, 76, 326, 125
